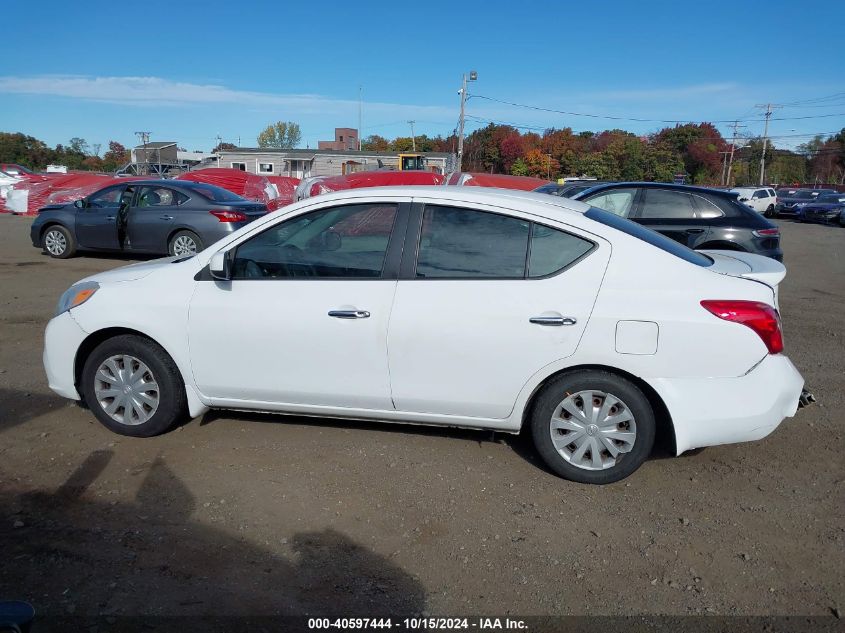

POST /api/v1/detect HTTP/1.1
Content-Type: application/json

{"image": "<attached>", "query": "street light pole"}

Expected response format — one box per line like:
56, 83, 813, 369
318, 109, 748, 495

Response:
456, 70, 476, 172
408, 120, 416, 152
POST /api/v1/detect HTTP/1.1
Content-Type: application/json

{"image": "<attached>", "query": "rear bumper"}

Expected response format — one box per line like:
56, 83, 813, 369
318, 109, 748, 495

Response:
43, 311, 88, 400
651, 354, 804, 455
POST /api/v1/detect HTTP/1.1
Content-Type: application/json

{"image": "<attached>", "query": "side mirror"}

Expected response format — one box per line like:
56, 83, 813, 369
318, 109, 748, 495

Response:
74, 199, 85, 209
209, 250, 232, 280
739, 197, 749, 202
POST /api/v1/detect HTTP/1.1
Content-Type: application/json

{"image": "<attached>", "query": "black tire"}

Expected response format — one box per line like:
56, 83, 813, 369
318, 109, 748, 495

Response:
81, 334, 187, 437
168, 230, 204, 256
764, 205, 775, 218
42, 224, 76, 259
529, 370, 655, 484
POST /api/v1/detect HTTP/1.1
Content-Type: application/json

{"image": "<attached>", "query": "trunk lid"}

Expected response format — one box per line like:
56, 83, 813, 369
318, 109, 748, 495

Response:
702, 250, 786, 306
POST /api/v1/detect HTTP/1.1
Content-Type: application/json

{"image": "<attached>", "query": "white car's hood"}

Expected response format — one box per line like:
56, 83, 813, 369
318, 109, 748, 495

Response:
79, 255, 191, 284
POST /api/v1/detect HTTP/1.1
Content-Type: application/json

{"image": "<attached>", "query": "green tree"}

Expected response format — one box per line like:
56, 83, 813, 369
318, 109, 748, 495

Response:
510, 158, 528, 176
361, 135, 390, 151
0, 132, 55, 169
257, 121, 302, 149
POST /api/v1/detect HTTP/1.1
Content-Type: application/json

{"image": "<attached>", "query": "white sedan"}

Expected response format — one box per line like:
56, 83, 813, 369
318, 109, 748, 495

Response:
43, 187, 804, 484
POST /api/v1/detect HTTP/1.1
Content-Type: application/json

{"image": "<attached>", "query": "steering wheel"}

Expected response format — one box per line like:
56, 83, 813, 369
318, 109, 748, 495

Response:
281, 244, 316, 278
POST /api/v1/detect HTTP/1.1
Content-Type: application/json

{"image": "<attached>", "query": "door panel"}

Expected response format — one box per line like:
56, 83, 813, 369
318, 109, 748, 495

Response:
127, 187, 185, 252
188, 201, 408, 410
387, 205, 609, 419
76, 185, 125, 249
188, 280, 397, 408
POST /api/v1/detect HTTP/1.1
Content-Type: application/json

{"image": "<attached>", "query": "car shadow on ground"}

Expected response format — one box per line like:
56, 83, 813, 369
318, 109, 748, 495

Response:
0, 388, 68, 434
197, 408, 683, 479
0, 450, 427, 625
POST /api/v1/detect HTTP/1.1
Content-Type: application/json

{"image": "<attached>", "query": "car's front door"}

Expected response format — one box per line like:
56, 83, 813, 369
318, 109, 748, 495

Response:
632, 188, 703, 248
75, 185, 126, 250
386, 202, 609, 419
188, 200, 408, 410
127, 185, 186, 252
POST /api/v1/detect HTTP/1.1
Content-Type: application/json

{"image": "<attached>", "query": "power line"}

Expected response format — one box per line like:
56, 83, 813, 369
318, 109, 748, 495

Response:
468, 93, 845, 124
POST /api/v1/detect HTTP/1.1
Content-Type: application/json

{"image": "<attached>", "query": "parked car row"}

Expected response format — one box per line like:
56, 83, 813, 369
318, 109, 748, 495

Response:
776, 188, 845, 225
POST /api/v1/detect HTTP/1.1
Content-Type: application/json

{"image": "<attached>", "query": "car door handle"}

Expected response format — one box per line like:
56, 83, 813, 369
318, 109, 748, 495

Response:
106, 215, 115, 220
685, 228, 705, 234
328, 310, 370, 319
159, 215, 174, 220
529, 316, 577, 326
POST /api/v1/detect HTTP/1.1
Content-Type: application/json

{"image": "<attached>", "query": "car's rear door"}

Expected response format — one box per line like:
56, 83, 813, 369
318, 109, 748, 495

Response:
127, 185, 186, 253
633, 188, 703, 248
385, 200, 609, 419
188, 199, 409, 410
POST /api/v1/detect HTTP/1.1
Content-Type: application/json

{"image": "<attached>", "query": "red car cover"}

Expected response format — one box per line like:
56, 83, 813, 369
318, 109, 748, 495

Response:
264, 175, 300, 210
446, 172, 550, 191
176, 168, 274, 205
2, 173, 135, 216
309, 170, 445, 197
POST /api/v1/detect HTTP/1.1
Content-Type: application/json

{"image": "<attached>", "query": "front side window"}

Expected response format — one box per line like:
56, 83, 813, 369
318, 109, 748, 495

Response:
639, 189, 697, 219
582, 188, 637, 217
232, 203, 397, 279
87, 186, 125, 208
416, 206, 529, 278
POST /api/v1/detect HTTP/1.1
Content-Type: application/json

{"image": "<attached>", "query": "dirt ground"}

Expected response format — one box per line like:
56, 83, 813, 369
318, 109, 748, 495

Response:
0, 213, 842, 620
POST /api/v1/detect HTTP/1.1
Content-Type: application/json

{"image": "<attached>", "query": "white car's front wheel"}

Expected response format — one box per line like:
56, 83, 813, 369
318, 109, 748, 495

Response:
530, 370, 655, 484
81, 334, 188, 437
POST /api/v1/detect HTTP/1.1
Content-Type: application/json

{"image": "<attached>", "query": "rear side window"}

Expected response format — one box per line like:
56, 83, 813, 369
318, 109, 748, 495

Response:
692, 195, 724, 219
416, 206, 529, 278
415, 206, 594, 279
584, 207, 713, 267
639, 189, 697, 219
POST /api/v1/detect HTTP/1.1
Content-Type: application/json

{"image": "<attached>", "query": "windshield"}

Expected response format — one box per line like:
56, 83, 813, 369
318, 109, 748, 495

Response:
818, 194, 845, 203
584, 207, 713, 267
793, 190, 815, 199
186, 183, 245, 202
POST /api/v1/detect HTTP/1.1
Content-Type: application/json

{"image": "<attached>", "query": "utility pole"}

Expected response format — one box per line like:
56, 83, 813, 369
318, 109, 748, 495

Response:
134, 131, 150, 175
725, 120, 746, 187
755, 104, 782, 185
358, 86, 363, 151
408, 120, 416, 151
215, 134, 222, 167
456, 70, 477, 172
719, 151, 731, 186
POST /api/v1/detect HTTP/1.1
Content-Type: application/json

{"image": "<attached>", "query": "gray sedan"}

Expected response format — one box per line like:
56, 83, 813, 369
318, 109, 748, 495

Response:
30, 180, 267, 259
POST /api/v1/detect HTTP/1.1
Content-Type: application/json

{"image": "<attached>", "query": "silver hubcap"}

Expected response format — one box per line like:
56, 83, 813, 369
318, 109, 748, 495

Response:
172, 235, 197, 256
45, 230, 66, 255
550, 390, 637, 471
94, 355, 160, 425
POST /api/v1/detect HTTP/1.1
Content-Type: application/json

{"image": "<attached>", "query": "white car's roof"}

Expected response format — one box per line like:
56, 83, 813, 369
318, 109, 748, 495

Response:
298, 185, 592, 217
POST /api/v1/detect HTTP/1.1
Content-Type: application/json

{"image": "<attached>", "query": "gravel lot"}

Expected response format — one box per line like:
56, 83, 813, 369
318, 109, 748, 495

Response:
0, 213, 842, 619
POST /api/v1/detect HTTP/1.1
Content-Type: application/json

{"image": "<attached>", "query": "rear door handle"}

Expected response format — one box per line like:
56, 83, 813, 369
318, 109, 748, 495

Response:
529, 316, 577, 326
160, 215, 174, 220
328, 310, 370, 319
685, 228, 706, 234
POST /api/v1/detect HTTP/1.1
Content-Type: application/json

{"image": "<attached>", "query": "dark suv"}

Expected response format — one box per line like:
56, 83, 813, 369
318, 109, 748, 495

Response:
566, 182, 782, 261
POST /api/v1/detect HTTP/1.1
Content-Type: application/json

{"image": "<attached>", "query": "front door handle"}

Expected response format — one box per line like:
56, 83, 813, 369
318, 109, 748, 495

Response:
529, 316, 577, 326
160, 215, 174, 220
106, 215, 116, 221
328, 310, 370, 319
685, 228, 705, 234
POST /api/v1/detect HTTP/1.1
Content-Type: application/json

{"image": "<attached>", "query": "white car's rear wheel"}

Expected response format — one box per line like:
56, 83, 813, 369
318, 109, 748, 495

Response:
530, 370, 655, 484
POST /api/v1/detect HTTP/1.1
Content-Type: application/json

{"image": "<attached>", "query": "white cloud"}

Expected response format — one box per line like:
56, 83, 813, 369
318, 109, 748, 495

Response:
0, 74, 454, 119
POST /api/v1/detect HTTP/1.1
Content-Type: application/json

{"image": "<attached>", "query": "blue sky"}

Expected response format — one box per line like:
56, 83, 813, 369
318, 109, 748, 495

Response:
2, 0, 844, 153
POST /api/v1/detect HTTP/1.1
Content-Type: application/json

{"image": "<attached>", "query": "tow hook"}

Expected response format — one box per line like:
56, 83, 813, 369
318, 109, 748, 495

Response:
798, 388, 816, 409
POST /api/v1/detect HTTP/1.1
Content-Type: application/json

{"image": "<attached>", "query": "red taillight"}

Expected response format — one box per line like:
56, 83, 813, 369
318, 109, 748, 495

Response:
210, 209, 248, 223
752, 228, 780, 237
701, 300, 784, 354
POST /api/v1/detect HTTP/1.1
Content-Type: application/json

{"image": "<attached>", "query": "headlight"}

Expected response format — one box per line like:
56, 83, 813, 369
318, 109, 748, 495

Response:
55, 281, 99, 316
